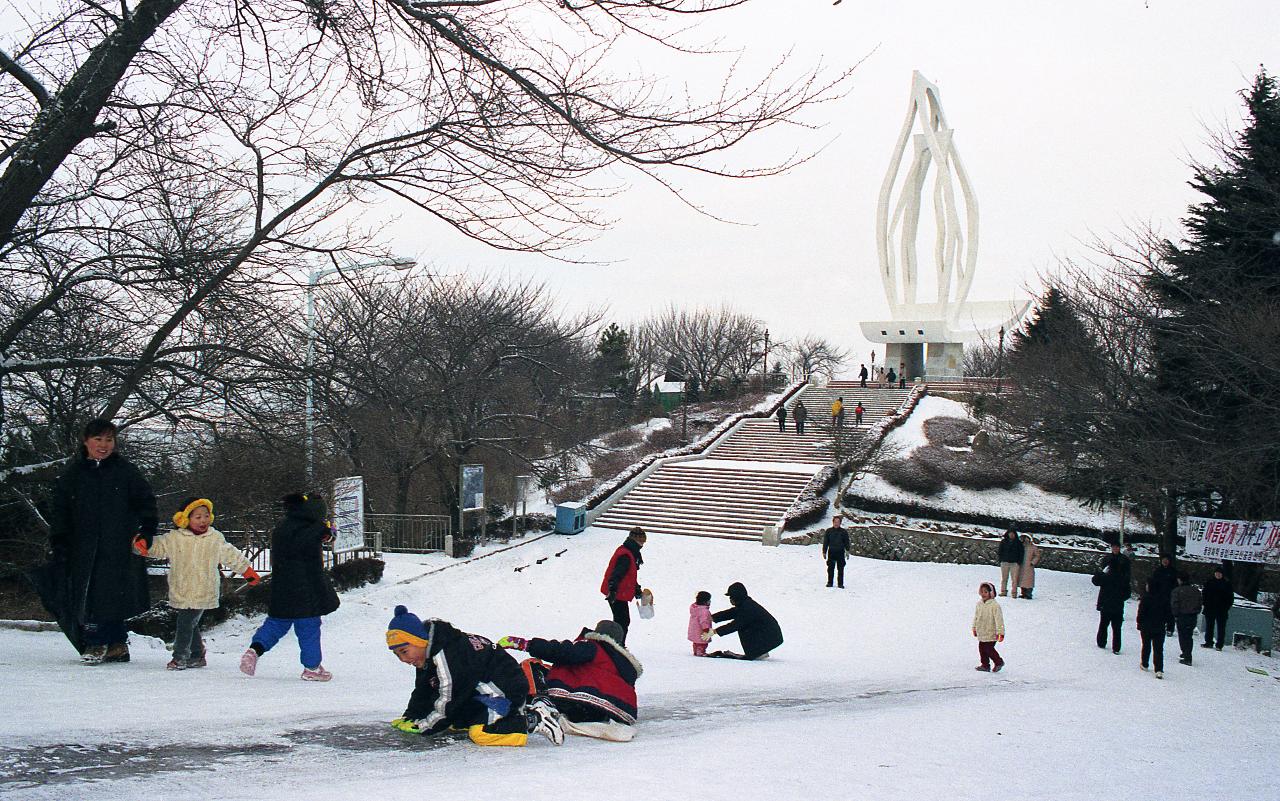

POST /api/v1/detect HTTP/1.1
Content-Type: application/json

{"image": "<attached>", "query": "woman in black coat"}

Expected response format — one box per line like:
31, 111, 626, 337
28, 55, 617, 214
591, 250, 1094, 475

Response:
47, 419, 158, 664
709, 582, 783, 660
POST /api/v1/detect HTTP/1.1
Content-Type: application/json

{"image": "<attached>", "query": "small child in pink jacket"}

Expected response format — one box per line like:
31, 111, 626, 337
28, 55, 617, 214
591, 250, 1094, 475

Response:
688, 590, 713, 656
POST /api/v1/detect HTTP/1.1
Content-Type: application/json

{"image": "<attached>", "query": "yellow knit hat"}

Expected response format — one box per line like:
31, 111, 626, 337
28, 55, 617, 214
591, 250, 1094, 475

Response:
173, 498, 214, 528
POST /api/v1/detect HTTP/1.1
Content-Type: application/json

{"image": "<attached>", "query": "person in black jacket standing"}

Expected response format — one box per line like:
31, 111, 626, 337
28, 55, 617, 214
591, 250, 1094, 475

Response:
1137, 578, 1174, 678
793, 401, 808, 435
776, 405, 787, 432
822, 515, 850, 588
1092, 542, 1131, 654
239, 493, 341, 681
47, 419, 158, 665
997, 529, 1024, 597
1201, 566, 1234, 650
709, 582, 783, 660
1171, 572, 1202, 665
1149, 553, 1179, 634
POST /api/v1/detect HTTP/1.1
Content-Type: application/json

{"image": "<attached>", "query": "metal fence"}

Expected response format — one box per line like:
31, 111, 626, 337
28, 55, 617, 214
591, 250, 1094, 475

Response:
365, 513, 452, 554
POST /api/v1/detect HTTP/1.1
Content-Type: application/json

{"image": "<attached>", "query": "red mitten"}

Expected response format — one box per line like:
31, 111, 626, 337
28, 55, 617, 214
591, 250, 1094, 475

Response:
242, 566, 262, 586
132, 537, 149, 557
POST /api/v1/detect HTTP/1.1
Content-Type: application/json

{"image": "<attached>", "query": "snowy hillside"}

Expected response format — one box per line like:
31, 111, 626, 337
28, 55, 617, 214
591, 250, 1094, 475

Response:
2, 528, 1277, 800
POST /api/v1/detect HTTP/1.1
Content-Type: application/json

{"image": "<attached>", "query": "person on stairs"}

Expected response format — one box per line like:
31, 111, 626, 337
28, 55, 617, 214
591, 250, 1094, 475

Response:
793, 401, 808, 435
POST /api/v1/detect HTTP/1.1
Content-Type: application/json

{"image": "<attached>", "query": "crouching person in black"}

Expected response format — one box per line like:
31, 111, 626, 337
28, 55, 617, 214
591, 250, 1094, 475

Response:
708, 582, 783, 660
498, 620, 642, 742
385, 605, 564, 747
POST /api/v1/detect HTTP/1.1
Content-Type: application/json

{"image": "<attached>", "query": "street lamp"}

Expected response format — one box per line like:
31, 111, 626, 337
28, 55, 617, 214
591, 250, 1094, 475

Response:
305, 257, 415, 484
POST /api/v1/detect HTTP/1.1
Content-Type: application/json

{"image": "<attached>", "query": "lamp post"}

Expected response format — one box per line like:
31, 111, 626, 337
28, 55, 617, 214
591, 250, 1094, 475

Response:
994, 325, 1006, 395
305, 257, 415, 484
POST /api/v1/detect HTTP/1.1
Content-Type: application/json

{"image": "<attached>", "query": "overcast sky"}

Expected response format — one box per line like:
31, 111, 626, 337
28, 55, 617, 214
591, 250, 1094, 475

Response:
385, 1, 1276, 362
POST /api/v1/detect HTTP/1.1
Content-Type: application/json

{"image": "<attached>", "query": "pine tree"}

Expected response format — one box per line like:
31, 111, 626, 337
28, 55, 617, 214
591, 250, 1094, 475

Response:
594, 323, 635, 403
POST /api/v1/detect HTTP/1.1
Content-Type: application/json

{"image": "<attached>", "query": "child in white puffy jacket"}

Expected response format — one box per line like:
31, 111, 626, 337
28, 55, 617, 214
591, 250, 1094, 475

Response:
137, 497, 260, 670
972, 581, 1006, 673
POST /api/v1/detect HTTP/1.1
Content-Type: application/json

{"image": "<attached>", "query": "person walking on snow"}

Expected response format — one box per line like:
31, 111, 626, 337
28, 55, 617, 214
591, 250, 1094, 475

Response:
601, 527, 645, 641
1171, 572, 1202, 666
1017, 533, 1041, 599
48, 418, 158, 665
135, 497, 260, 670
1150, 554, 1179, 636
793, 401, 808, 435
776, 404, 787, 432
1093, 542, 1131, 654
239, 493, 340, 681
498, 619, 642, 742
1137, 579, 1173, 679
688, 591, 714, 656
997, 528, 1024, 597
973, 581, 1005, 672
1201, 566, 1233, 650
386, 605, 564, 746
822, 515, 850, 588
831, 397, 845, 429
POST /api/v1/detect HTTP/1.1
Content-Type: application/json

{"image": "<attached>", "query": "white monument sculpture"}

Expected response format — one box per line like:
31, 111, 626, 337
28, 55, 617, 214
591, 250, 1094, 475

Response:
860, 71, 1029, 380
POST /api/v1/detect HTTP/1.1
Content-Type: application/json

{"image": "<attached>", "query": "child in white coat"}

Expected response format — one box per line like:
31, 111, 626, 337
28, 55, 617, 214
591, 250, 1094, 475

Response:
136, 498, 260, 669
972, 581, 1006, 673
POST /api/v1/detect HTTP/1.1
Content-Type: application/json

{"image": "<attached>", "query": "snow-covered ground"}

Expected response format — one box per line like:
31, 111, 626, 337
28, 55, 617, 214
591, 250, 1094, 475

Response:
848, 396, 1154, 534
2, 529, 1277, 800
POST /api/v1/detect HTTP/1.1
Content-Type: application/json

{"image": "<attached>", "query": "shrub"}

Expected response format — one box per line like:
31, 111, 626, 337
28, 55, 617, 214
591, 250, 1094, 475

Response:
644, 425, 683, 450
878, 457, 946, 496
550, 479, 594, 506
590, 449, 641, 481
603, 428, 642, 449
912, 445, 1021, 491
922, 416, 980, 447
1020, 454, 1082, 495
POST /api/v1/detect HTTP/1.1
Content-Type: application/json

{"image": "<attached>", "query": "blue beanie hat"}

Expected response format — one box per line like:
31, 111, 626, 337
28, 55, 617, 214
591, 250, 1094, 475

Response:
386, 604, 430, 650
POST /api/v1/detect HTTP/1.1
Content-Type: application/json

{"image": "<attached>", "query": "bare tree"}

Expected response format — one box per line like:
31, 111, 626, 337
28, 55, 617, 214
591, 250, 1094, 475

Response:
788, 334, 848, 380
642, 305, 765, 395
1, 0, 853, 494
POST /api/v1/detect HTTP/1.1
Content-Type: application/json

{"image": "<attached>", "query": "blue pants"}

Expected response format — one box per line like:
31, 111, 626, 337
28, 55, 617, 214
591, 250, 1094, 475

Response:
251, 616, 323, 669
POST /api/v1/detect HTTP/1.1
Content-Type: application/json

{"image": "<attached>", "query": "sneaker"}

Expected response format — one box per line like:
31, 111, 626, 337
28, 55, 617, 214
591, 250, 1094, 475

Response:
1178, 657, 1191, 666
526, 698, 564, 746
1140, 664, 1149, 671
239, 649, 258, 676
186, 655, 207, 669
992, 664, 1004, 673
301, 666, 333, 682
81, 645, 108, 665
1201, 642, 1213, 649
103, 642, 131, 663
974, 665, 991, 672
1112, 649, 1121, 655
1215, 645, 1223, 651
1155, 671, 1164, 679
166, 658, 187, 671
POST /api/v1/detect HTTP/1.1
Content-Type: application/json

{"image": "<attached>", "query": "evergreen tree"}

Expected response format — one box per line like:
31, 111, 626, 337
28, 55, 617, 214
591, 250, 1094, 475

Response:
1145, 67, 1280, 521
594, 323, 636, 403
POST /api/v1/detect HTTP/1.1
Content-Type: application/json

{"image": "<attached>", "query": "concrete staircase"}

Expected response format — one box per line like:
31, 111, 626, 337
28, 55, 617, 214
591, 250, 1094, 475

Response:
591, 383, 914, 541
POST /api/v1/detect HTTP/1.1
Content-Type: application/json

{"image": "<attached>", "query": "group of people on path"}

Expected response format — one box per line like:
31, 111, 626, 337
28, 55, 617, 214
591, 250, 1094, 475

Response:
857, 363, 909, 389
997, 528, 1042, 600
1094, 544, 1236, 679
776, 398, 864, 435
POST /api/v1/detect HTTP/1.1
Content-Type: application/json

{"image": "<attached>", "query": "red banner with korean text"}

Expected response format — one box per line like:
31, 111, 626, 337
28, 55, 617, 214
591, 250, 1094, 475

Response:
1182, 516, 1280, 564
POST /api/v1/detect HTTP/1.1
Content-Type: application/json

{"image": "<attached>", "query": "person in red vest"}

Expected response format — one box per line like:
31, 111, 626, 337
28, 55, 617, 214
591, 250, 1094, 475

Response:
498, 619, 642, 742
600, 527, 646, 641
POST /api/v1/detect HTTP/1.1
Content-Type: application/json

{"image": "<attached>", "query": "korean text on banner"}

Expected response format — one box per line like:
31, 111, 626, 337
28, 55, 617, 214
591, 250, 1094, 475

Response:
1182, 516, 1280, 565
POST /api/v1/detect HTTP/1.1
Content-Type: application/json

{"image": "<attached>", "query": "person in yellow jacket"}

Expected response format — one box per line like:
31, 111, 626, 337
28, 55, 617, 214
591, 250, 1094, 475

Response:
831, 397, 845, 428
972, 581, 1006, 673
134, 498, 260, 670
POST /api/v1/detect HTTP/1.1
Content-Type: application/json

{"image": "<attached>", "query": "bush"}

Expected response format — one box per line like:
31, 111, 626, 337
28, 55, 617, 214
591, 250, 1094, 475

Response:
644, 425, 683, 450
1019, 454, 1082, 495
913, 445, 1021, 491
922, 416, 980, 447
878, 458, 946, 496
603, 428, 642, 449
550, 479, 594, 506
590, 449, 641, 481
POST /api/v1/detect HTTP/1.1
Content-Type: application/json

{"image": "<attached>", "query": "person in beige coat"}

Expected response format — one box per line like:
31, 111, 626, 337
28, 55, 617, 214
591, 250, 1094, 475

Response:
1017, 534, 1042, 599
972, 581, 1006, 672
135, 498, 260, 669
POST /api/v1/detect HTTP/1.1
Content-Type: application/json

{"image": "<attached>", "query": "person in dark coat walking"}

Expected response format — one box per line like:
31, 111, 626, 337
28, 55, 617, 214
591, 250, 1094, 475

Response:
601, 528, 645, 641
886, 368, 897, 386
793, 401, 808, 435
1092, 542, 1131, 654
1171, 572, 1202, 665
47, 419, 158, 664
498, 619, 642, 742
822, 515, 850, 588
859, 364, 869, 387
709, 582, 783, 660
1149, 553, 1179, 634
997, 528, 1024, 597
776, 405, 787, 432
1137, 578, 1174, 678
239, 493, 341, 681
1201, 566, 1234, 650
386, 605, 564, 747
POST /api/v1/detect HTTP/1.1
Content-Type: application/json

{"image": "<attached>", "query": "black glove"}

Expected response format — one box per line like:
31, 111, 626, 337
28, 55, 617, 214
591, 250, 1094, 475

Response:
606, 591, 617, 603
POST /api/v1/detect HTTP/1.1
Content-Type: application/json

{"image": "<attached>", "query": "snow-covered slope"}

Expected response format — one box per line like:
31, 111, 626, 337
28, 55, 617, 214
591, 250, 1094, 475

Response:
1, 528, 1274, 800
